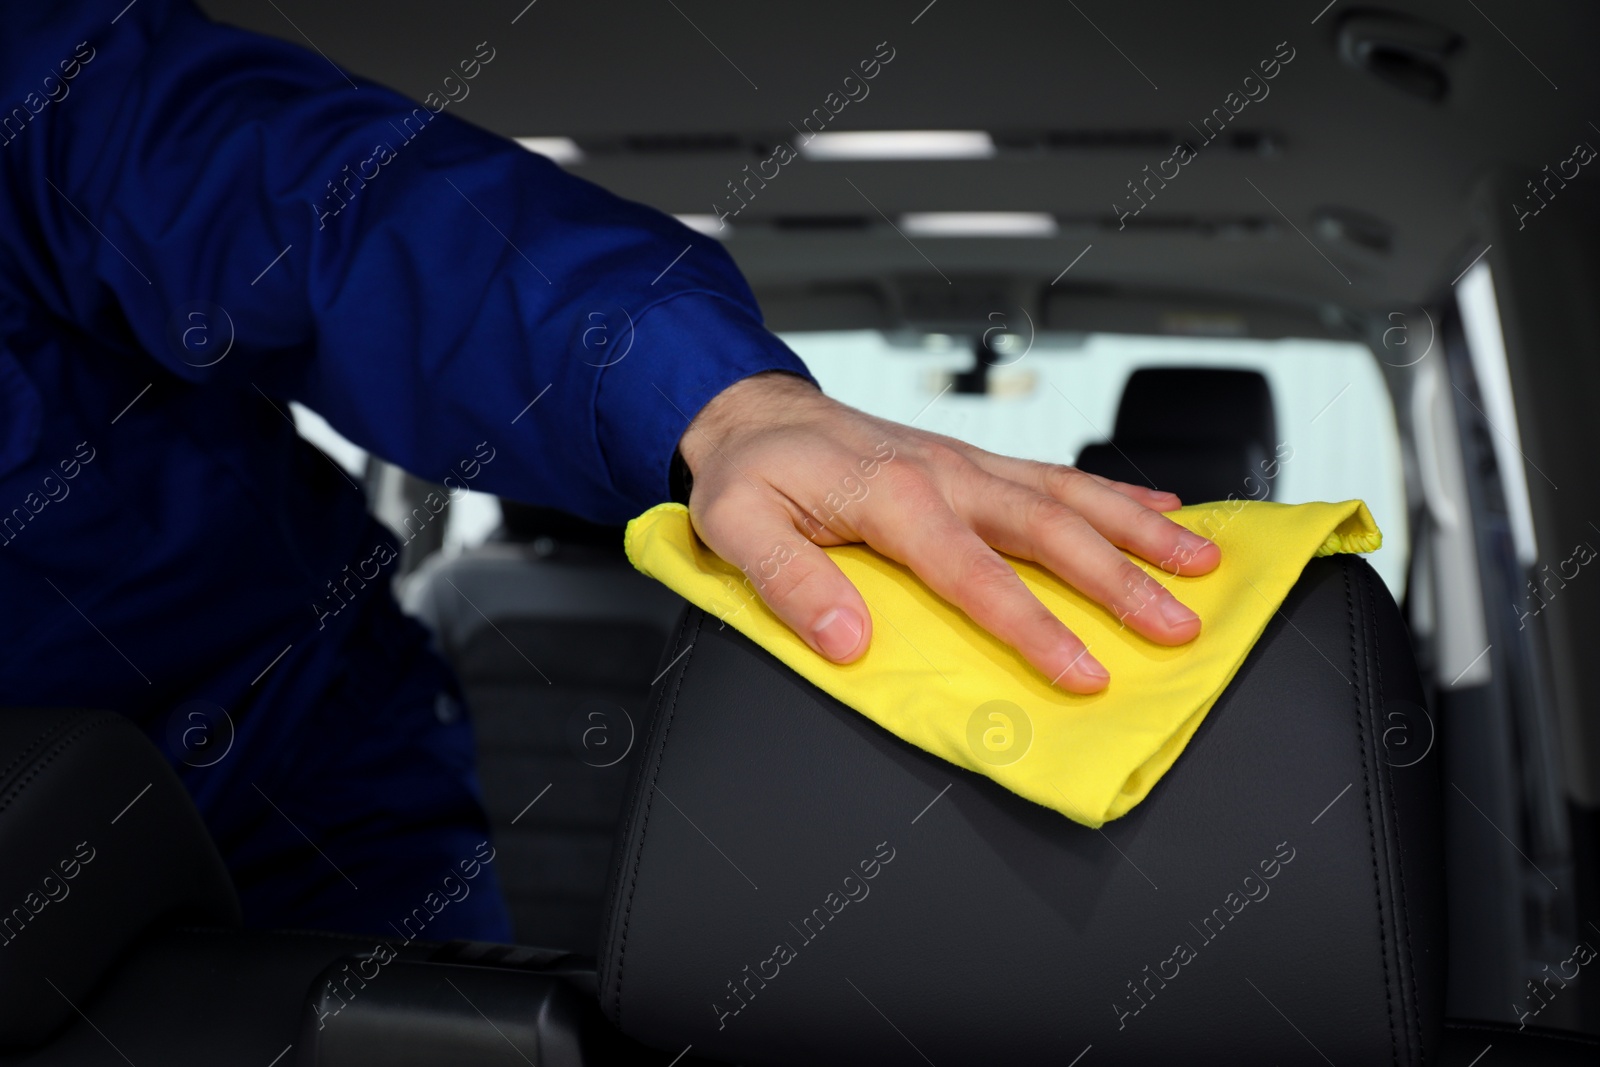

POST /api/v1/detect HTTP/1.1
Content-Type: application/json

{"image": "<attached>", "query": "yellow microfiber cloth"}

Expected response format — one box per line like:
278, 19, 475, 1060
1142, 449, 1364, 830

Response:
624, 499, 1381, 828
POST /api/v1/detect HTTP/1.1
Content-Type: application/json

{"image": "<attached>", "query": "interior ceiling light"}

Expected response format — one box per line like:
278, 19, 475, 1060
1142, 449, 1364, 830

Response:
514, 137, 584, 165
673, 214, 729, 238
799, 130, 996, 161
899, 212, 1058, 237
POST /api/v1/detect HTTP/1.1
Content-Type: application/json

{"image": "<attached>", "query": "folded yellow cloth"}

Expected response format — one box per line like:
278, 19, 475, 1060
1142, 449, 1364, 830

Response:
624, 500, 1381, 828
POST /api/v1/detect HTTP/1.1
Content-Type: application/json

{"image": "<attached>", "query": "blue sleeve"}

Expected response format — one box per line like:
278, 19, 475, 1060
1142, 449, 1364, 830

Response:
0, 0, 813, 522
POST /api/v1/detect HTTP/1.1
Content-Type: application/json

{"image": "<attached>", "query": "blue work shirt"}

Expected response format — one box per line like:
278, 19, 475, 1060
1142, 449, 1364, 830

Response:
0, 2, 808, 829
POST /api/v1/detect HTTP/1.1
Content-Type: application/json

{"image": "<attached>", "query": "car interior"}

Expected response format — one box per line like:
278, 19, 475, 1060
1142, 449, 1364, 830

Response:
4, 0, 1599, 1063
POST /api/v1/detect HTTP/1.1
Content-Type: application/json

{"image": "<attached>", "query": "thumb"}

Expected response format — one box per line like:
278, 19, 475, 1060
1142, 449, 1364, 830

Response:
693, 499, 874, 663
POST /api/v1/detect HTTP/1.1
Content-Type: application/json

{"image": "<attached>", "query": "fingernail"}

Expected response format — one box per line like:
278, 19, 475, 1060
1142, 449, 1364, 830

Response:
1159, 596, 1200, 629
813, 608, 864, 660
1177, 531, 1213, 555
1077, 655, 1110, 682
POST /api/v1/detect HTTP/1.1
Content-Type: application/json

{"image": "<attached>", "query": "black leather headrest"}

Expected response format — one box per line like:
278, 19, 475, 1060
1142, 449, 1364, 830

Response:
1112, 367, 1276, 447
0, 709, 239, 1047
1076, 368, 1280, 503
599, 556, 1443, 1065
1073, 442, 1276, 506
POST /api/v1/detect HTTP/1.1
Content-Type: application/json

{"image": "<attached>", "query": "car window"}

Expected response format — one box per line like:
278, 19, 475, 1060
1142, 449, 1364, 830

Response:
783, 329, 1410, 598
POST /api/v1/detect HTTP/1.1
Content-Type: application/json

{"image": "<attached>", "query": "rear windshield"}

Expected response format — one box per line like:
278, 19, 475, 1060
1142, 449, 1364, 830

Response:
781, 330, 1409, 598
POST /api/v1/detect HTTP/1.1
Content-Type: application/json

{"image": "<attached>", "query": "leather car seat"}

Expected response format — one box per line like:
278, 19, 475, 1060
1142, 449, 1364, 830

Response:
1075, 367, 1280, 503
599, 554, 1444, 1065
0, 709, 238, 1047
0, 710, 654, 1066
4, 614, 1595, 1063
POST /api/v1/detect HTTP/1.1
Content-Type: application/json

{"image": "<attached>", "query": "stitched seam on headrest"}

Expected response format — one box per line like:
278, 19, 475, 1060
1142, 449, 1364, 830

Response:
609, 609, 703, 1026
0, 713, 90, 799
1347, 565, 1401, 1067
0, 716, 115, 819
1365, 565, 1423, 1065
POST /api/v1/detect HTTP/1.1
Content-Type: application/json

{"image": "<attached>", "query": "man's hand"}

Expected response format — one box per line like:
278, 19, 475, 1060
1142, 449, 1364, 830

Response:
677, 372, 1221, 693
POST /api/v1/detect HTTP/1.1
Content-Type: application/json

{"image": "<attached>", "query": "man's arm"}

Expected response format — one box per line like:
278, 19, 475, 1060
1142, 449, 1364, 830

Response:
0, 1, 1220, 691
0, 0, 806, 521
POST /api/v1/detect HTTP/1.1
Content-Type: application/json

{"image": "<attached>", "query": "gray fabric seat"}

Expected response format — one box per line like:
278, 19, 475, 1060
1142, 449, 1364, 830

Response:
402, 515, 684, 954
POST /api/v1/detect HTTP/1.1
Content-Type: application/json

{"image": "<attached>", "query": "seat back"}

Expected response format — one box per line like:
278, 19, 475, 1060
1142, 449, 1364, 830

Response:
598, 555, 1444, 1065
0, 709, 238, 1047
1076, 367, 1281, 502
402, 507, 684, 953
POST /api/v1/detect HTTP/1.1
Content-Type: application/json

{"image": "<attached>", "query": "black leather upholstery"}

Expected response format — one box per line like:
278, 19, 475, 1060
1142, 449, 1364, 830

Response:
298, 947, 627, 1066
599, 555, 1445, 1065
0, 922, 710, 1067
1112, 367, 1277, 447
1076, 367, 1280, 503
0, 927, 427, 1065
0, 709, 239, 1048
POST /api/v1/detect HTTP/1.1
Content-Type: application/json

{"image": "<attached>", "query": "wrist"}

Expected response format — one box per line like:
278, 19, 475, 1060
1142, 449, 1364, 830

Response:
677, 371, 821, 479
